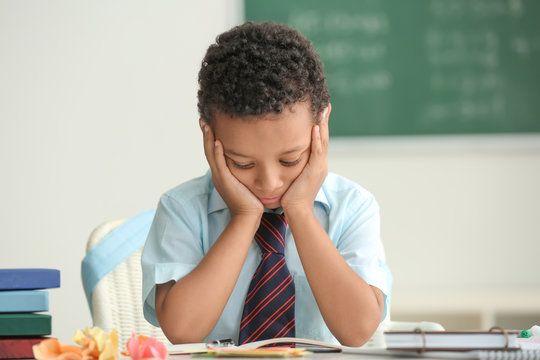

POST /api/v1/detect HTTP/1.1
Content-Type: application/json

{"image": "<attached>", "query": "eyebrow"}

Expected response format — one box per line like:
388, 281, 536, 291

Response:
224, 145, 308, 158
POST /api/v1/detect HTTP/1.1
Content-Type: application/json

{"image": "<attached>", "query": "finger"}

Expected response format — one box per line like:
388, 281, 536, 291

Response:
318, 107, 330, 150
319, 106, 329, 124
201, 123, 218, 173
311, 123, 329, 174
214, 139, 244, 190
213, 139, 230, 177
311, 124, 323, 157
199, 118, 207, 132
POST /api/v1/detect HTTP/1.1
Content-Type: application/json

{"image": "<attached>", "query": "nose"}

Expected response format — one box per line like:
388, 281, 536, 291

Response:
254, 165, 284, 194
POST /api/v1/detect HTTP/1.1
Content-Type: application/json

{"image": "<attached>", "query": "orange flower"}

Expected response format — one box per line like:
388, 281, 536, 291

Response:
122, 331, 167, 360
32, 338, 82, 360
32, 327, 118, 360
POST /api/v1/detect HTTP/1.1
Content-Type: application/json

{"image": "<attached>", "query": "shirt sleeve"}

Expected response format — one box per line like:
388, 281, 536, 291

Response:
333, 190, 393, 321
141, 193, 205, 326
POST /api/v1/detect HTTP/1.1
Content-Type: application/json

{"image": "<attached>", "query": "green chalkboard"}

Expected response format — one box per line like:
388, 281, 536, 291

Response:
245, 0, 540, 136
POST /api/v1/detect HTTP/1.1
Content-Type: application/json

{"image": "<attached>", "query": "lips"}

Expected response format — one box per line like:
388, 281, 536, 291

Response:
259, 196, 281, 206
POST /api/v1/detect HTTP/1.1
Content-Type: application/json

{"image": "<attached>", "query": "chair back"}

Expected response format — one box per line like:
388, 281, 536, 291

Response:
83, 216, 170, 348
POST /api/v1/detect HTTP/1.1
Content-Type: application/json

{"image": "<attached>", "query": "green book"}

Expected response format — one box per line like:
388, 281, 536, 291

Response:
0, 313, 51, 336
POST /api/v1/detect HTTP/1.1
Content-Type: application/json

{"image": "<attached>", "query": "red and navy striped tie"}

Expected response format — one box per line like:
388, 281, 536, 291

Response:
238, 212, 295, 345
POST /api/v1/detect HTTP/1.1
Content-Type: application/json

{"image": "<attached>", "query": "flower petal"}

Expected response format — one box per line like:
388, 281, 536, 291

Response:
33, 338, 62, 360
57, 354, 83, 360
99, 329, 119, 360
89, 327, 108, 352
125, 331, 140, 359
140, 337, 168, 360
72, 329, 86, 347
33, 338, 83, 360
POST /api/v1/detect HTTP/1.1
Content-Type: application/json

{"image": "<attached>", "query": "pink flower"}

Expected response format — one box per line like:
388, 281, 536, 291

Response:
122, 332, 167, 360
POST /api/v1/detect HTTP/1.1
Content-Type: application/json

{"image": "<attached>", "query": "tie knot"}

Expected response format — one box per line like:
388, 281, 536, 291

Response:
254, 213, 287, 254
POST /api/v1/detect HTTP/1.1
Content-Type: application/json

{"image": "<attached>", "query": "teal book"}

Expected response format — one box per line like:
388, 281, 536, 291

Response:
0, 268, 60, 290
0, 290, 49, 312
0, 313, 51, 336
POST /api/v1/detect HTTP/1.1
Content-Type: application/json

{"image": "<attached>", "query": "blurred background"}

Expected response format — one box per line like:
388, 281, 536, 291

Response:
1, 0, 539, 343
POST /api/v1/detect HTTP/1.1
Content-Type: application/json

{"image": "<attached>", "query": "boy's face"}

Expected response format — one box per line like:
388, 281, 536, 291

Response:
213, 102, 314, 209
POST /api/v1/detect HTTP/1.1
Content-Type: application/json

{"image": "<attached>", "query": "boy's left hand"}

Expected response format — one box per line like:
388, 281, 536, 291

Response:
281, 106, 330, 214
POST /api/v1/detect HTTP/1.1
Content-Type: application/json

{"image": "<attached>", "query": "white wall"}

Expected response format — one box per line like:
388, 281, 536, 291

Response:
1, 0, 539, 343
328, 136, 540, 328
0, 0, 242, 342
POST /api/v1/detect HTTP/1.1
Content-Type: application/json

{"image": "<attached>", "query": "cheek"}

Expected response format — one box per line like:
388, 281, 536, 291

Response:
226, 162, 253, 186
284, 160, 307, 185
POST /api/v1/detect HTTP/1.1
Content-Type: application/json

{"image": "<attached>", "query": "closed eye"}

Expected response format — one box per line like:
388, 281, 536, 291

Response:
232, 161, 254, 169
280, 158, 301, 167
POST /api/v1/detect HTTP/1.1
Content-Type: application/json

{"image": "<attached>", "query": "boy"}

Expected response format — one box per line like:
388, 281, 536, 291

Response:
142, 21, 391, 347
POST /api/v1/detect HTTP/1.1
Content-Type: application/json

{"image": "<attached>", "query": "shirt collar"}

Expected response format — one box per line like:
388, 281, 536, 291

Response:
206, 170, 331, 214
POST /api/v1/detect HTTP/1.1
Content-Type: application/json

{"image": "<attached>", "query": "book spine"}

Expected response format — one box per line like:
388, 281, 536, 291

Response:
0, 290, 49, 312
0, 337, 47, 359
0, 268, 60, 290
0, 313, 51, 336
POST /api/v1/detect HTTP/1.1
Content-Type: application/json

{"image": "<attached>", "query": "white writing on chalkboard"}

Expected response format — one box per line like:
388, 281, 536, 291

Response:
422, 96, 505, 125
510, 36, 540, 56
289, 10, 391, 94
426, 30, 499, 68
327, 71, 392, 94
422, 0, 530, 128
316, 42, 386, 63
430, 0, 524, 18
289, 10, 388, 36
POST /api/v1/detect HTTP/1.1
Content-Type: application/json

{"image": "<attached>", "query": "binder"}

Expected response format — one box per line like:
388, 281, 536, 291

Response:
384, 329, 520, 351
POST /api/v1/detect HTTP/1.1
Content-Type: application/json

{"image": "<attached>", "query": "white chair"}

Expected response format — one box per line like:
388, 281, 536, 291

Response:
82, 214, 442, 349
83, 216, 171, 348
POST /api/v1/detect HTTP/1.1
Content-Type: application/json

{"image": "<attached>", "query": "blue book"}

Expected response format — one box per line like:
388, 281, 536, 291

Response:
0, 268, 60, 290
0, 290, 49, 312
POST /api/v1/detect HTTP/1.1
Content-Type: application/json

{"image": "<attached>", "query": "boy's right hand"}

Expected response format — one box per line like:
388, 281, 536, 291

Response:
200, 120, 264, 219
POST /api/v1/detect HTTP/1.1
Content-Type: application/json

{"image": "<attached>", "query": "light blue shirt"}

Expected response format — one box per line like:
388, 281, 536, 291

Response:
142, 171, 392, 344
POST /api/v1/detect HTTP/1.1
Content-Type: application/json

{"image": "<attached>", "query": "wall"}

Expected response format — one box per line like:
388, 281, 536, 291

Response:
1, 1, 538, 343
329, 135, 540, 327
0, 0, 243, 342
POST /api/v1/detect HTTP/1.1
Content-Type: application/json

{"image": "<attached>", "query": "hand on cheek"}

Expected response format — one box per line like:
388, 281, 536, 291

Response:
200, 120, 263, 218
281, 108, 329, 214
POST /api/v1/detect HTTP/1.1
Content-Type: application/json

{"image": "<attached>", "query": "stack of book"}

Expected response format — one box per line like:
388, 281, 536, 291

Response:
0, 268, 60, 359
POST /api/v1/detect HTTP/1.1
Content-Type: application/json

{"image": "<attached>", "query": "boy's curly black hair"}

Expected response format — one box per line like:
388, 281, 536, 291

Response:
197, 21, 330, 124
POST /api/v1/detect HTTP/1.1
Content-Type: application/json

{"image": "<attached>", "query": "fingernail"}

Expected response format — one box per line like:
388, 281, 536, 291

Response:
214, 140, 218, 147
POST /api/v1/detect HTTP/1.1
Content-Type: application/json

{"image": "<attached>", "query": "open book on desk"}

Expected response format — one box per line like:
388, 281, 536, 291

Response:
168, 337, 343, 356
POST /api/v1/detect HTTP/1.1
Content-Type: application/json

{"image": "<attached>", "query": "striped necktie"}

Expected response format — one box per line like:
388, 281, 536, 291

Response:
238, 212, 295, 345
